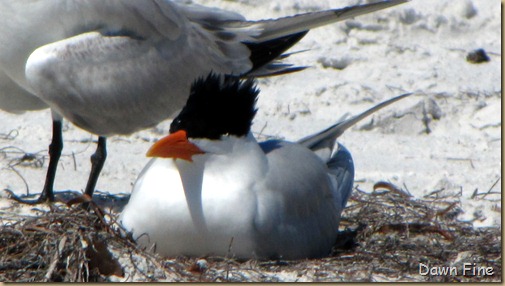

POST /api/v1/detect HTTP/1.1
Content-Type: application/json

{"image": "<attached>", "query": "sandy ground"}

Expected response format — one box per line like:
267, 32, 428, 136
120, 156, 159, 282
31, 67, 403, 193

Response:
0, 0, 501, 281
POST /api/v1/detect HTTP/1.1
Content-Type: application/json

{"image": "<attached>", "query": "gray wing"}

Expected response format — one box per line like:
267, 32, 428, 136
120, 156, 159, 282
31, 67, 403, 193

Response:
243, 0, 409, 42
169, 0, 408, 77
298, 93, 412, 162
6, 0, 407, 135
20, 0, 253, 135
221, 0, 409, 76
0, 0, 189, 114
256, 140, 343, 258
327, 143, 355, 209
300, 93, 412, 209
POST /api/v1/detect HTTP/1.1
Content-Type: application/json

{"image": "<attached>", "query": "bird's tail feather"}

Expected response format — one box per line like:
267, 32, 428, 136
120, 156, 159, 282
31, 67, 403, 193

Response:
240, 0, 407, 76
298, 93, 413, 155
243, 30, 308, 76
252, 0, 408, 42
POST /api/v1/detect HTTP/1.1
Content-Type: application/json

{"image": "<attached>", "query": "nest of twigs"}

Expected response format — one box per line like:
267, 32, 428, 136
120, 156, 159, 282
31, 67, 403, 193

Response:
0, 184, 501, 282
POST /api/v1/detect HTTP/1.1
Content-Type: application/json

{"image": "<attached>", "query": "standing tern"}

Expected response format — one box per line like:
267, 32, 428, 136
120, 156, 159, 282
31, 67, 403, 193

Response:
0, 0, 408, 204
119, 73, 411, 259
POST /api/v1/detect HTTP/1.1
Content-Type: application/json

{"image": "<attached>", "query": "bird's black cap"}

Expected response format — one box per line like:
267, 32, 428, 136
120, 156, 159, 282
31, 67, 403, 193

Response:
170, 73, 259, 140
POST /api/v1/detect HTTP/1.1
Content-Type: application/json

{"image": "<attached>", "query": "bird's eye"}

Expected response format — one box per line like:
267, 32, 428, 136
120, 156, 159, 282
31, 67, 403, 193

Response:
170, 119, 182, 133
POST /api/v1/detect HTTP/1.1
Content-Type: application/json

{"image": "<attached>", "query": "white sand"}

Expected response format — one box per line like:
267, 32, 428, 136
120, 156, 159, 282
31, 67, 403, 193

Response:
0, 0, 501, 233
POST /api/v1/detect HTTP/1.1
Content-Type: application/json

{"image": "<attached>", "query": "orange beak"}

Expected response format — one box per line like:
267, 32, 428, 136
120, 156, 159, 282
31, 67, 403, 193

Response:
146, 130, 205, 162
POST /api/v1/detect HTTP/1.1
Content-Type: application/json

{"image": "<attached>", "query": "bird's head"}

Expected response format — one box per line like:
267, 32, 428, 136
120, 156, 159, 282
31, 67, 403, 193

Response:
147, 73, 259, 161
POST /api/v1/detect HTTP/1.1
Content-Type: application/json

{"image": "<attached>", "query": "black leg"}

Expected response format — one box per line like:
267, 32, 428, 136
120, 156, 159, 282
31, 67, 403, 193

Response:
84, 136, 107, 197
9, 120, 63, 204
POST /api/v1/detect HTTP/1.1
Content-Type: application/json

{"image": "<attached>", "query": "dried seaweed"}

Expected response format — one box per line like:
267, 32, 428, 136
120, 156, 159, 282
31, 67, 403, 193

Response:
0, 185, 501, 282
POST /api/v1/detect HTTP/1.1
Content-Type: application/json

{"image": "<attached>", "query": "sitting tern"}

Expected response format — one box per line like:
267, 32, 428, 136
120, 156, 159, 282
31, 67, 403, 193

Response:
0, 0, 407, 204
119, 73, 411, 259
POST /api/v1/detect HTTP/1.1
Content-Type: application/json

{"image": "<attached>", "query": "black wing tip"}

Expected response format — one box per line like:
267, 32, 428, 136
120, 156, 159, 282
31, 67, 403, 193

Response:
244, 31, 309, 75
248, 65, 309, 77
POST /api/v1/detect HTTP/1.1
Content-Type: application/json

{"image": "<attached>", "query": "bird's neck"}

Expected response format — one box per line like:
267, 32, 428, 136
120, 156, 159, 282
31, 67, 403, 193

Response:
172, 133, 266, 233
178, 132, 267, 181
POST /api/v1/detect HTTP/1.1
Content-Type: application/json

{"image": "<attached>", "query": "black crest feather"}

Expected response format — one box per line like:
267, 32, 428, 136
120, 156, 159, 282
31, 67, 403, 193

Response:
170, 73, 259, 140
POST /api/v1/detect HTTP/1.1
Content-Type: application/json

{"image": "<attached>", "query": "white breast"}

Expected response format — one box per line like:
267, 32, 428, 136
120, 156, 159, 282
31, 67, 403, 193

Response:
120, 135, 342, 259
